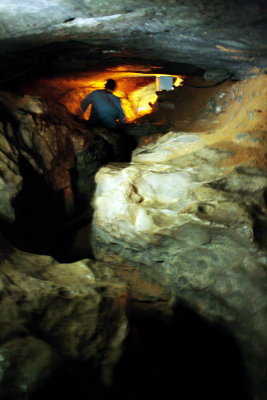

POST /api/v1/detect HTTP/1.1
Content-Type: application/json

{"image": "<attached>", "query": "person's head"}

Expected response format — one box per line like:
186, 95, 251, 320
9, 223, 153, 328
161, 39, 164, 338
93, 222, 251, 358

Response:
105, 79, 116, 92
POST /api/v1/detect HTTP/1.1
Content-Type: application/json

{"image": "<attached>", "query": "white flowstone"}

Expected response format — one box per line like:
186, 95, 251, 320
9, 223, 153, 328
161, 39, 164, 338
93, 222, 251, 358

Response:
132, 132, 203, 163
92, 131, 241, 243
93, 160, 201, 242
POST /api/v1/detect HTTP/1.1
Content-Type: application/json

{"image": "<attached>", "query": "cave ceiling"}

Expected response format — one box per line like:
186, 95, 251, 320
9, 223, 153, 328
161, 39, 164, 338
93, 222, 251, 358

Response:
0, 0, 267, 83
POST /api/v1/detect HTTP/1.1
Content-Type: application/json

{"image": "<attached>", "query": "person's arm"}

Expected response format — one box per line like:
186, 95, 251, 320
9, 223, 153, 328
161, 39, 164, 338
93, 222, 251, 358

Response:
80, 93, 93, 114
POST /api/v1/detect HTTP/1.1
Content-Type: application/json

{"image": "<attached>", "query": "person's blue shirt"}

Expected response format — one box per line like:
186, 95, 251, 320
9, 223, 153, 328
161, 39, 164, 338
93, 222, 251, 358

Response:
80, 89, 125, 129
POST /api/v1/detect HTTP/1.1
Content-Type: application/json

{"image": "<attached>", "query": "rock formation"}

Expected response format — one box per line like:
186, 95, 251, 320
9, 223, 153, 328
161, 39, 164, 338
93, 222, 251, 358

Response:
91, 76, 267, 399
0, 91, 123, 255
0, 234, 128, 399
1, 1, 267, 80
0, 72, 267, 400
0, 1, 267, 399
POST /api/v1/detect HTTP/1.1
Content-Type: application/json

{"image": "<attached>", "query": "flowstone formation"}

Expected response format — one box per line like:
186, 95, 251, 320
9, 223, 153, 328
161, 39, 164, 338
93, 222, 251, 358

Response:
92, 76, 267, 399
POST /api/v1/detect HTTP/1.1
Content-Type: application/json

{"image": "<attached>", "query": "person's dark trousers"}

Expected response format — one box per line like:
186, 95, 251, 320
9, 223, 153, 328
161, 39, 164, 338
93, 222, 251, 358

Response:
112, 124, 138, 162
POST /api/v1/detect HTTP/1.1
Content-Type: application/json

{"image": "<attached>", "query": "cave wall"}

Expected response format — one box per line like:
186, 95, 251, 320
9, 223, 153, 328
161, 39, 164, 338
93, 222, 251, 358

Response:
0, 234, 128, 399
0, 90, 125, 256
0, 69, 267, 400
1, 0, 267, 80
0, 72, 267, 399
0, 1, 267, 398
91, 75, 267, 399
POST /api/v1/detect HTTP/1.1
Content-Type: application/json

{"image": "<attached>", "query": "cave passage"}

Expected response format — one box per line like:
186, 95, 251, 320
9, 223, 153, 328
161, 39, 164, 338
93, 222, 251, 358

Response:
1, 2, 267, 400
19, 66, 183, 122
30, 304, 251, 400
11, 154, 67, 255
1, 67, 182, 260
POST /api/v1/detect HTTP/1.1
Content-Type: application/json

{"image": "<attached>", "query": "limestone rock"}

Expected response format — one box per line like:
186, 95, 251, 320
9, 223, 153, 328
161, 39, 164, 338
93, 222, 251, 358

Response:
0, 128, 21, 221
91, 77, 267, 399
0, 337, 58, 399
0, 91, 76, 190
0, 90, 126, 254
0, 235, 128, 398
1, 1, 267, 79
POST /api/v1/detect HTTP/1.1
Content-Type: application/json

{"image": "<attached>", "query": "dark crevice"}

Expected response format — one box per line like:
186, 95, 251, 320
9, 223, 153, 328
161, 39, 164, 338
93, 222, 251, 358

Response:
63, 17, 75, 23
29, 303, 252, 400
0, 122, 141, 261
10, 154, 67, 256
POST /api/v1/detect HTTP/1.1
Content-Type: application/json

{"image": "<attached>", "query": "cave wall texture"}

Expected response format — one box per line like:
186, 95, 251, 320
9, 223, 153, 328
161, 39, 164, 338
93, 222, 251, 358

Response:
91, 75, 267, 399
1, 0, 267, 80
0, 1, 267, 400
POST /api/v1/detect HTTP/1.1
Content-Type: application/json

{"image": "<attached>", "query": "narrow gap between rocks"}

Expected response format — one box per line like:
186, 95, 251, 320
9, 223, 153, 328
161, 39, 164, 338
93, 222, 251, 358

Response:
0, 68, 184, 260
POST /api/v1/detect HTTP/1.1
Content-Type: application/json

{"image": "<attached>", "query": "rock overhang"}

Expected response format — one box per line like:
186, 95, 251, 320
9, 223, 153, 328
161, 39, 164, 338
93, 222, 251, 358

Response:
0, 0, 267, 81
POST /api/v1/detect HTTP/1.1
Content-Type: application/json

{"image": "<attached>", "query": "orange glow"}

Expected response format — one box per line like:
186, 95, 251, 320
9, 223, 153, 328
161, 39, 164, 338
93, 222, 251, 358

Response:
20, 66, 183, 122
118, 82, 158, 122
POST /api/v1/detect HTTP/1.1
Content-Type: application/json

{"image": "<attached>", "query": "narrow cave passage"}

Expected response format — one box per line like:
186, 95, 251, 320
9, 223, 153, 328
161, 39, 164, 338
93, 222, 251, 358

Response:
1, 67, 259, 261
0, 2, 267, 399
11, 154, 66, 254
0, 67, 181, 260
1, 67, 266, 400
18, 66, 183, 123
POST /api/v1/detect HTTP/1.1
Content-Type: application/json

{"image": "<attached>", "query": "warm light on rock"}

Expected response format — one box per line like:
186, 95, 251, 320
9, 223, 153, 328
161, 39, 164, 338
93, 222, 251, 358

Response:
1, 1, 267, 399
20, 67, 182, 122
